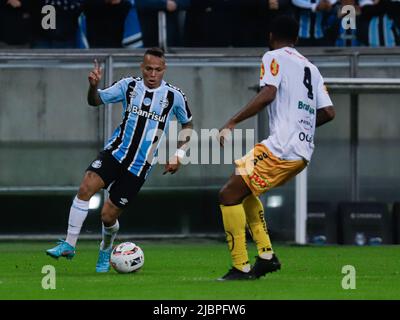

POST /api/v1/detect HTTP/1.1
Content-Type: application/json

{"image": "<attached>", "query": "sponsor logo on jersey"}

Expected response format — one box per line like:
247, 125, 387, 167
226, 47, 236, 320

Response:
299, 131, 313, 143
159, 97, 169, 108
260, 63, 265, 80
298, 101, 315, 115
129, 87, 137, 100
143, 97, 152, 106
249, 173, 272, 189
253, 152, 269, 166
299, 117, 313, 131
270, 59, 279, 76
128, 105, 166, 123
91, 160, 102, 169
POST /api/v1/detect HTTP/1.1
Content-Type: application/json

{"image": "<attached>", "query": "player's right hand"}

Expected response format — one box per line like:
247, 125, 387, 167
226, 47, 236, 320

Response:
88, 59, 102, 87
163, 156, 181, 175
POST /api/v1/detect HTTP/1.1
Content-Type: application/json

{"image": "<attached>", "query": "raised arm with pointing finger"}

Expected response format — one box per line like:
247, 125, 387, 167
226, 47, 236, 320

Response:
87, 59, 104, 106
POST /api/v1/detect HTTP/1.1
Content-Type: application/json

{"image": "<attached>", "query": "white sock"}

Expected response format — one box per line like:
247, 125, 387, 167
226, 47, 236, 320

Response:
260, 253, 273, 260
65, 196, 89, 247
242, 265, 251, 273
100, 220, 119, 251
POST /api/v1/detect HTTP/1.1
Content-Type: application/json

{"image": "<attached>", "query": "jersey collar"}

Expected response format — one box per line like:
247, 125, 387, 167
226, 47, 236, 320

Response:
142, 80, 166, 92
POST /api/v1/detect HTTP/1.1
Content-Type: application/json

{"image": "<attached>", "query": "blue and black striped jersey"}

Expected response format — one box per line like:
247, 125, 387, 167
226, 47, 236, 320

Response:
293, 0, 338, 40
98, 77, 192, 179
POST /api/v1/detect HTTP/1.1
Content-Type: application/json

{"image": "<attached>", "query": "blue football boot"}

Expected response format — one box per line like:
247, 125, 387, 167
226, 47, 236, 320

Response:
46, 239, 76, 260
96, 248, 112, 273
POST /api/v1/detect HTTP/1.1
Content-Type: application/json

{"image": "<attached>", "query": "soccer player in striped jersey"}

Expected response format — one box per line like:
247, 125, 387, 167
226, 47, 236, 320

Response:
46, 48, 193, 272
217, 16, 335, 280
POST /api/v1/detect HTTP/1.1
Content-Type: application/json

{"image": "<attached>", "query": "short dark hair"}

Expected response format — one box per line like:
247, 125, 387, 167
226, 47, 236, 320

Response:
144, 47, 165, 59
269, 15, 299, 43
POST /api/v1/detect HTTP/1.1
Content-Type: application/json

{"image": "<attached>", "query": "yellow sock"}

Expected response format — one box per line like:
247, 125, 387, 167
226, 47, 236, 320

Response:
243, 194, 274, 258
220, 204, 250, 272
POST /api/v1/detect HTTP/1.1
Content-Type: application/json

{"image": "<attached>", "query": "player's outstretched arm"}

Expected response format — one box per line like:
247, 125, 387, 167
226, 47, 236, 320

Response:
176, 120, 194, 152
163, 120, 194, 175
218, 85, 277, 146
316, 106, 335, 127
87, 59, 103, 106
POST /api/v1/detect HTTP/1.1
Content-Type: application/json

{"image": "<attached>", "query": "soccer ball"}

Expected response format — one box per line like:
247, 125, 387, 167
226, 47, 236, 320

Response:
110, 242, 144, 274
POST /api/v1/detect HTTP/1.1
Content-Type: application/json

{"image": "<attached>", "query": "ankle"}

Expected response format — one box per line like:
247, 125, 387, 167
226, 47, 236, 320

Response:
259, 252, 273, 260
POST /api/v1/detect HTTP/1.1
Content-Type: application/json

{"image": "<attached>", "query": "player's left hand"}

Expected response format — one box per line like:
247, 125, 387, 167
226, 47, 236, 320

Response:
163, 156, 181, 175
218, 120, 235, 147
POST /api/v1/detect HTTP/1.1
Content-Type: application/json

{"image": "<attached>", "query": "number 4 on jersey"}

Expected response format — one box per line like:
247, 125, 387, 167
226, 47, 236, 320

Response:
303, 67, 314, 100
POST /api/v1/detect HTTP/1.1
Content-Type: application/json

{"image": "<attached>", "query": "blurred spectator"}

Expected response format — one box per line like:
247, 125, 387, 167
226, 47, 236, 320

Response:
387, 0, 400, 32
184, 0, 245, 47
358, 0, 400, 46
324, 0, 361, 46
264, 0, 295, 47
0, 0, 31, 48
2, 0, 399, 48
30, 0, 83, 48
184, 0, 255, 47
79, 0, 142, 48
230, 0, 267, 47
185, 0, 293, 47
292, 0, 337, 46
232, 0, 294, 47
136, 0, 190, 47
121, 1, 143, 48
83, 0, 138, 48
183, 0, 224, 47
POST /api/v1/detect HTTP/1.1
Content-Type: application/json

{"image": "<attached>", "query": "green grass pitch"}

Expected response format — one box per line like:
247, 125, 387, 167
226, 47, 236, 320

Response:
0, 240, 399, 300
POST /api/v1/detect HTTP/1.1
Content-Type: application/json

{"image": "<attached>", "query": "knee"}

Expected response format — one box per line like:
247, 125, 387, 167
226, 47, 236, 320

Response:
77, 183, 94, 201
77, 172, 104, 201
219, 185, 232, 206
219, 184, 248, 206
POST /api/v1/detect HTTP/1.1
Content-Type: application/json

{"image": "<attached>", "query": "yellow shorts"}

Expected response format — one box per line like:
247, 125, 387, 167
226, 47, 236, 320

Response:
235, 144, 307, 196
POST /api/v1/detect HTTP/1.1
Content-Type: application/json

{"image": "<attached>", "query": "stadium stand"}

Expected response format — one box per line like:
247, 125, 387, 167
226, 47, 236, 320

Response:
0, 0, 399, 48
